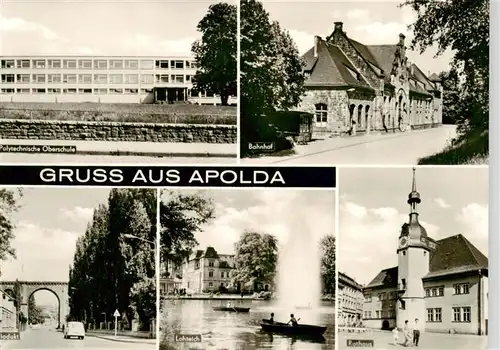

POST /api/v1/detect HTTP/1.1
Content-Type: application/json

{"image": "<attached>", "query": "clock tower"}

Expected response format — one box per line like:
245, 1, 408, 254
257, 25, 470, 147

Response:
396, 168, 431, 329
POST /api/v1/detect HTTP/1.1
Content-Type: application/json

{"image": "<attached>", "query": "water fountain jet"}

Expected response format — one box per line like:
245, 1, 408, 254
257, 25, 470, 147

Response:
275, 217, 322, 324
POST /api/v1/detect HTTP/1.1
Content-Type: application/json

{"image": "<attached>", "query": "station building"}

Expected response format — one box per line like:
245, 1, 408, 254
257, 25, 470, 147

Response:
0, 56, 236, 105
299, 22, 443, 136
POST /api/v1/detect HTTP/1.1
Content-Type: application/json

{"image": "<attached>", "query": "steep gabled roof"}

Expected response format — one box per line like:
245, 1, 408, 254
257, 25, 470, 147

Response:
424, 234, 488, 279
428, 73, 441, 82
302, 38, 372, 89
349, 38, 380, 68
203, 246, 219, 259
193, 250, 204, 259
410, 63, 437, 93
366, 45, 398, 82
364, 266, 398, 289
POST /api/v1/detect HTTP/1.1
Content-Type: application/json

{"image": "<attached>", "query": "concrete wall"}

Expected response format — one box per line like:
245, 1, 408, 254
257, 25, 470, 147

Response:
0, 119, 237, 144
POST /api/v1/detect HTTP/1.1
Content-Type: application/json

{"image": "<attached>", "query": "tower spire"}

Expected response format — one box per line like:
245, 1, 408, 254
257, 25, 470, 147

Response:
408, 167, 421, 213
412, 167, 417, 192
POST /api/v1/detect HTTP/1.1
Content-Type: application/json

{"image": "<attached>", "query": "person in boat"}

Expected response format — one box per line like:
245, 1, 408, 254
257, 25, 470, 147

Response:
287, 314, 298, 327
269, 313, 275, 323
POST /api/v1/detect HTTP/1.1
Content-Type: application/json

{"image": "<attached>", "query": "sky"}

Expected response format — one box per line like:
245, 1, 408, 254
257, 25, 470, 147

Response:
338, 166, 489, 286
262, 0, 454, 76
0, 0, 230, 56
1, 188, 112, 305
161, 189, 335, 256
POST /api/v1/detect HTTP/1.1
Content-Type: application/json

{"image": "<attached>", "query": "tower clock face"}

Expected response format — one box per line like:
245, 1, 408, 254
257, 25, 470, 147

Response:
399, 237, 408, 248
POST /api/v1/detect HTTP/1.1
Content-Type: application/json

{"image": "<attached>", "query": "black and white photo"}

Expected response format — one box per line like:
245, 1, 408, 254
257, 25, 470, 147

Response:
159, 189, 335, 349
0, 1, 237, 164
0, 188, 157, 349
337, 167, 488, 349
240, 0, 488, 165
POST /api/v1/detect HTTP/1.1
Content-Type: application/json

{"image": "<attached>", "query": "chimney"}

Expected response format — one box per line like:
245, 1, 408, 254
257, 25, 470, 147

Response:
399, 33, 406, 46
314, 36, 321, 58
334, 22, 343, 32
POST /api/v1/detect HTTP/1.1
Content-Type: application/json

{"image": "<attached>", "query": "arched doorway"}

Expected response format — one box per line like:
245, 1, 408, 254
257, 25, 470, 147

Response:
357, 104, 363, 128
396, 89, 408, 131
382, 320, 390, 330
365, 105, 370, 132
29, 288, 61, 329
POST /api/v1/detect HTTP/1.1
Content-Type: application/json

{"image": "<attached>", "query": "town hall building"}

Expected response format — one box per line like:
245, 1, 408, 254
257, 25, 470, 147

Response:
299, 22, 443, 136
362, 169, 488, 335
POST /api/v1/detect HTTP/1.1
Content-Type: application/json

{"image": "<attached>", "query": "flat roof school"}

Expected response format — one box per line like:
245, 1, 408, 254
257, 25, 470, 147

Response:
0, 56, 237, 105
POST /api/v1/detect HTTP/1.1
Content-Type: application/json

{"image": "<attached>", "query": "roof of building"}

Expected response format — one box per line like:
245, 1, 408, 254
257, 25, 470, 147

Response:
424, 234, 488, 279
428, 73, 441, 82
339, 272, 364, 290
203, 247, 219, 259
302, 26, 438, 92
365, 234, 488, 288
364, 266, 399, 289
302, 39, 372, 89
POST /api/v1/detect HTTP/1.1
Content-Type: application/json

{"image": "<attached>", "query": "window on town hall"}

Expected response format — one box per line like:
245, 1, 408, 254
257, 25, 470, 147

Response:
375, 311, 380, 319
220, 272, 224, 278
454, 283, 470, 295
208, 271, 214, 278
425, 289, 430, 297
314, 103, 328, 124
453, 307, 461, 322
432, 288, 437, 297
209, 282, 213, 287
462, 307, 471, 322
435, 308, 442, 322
427, 308, 434, 322
208, 260, 214, 267
438, 287, 444, 296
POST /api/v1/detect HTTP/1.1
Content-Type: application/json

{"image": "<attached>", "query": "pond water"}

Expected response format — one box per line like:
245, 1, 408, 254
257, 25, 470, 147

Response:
160, 299, 335, 350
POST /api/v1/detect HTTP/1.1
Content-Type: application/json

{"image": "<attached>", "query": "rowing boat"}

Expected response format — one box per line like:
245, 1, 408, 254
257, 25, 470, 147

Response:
212, 307, 250, 312
261, 319, 327, 337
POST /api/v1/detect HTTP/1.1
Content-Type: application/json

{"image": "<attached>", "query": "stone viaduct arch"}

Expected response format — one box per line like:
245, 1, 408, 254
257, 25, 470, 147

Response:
0, 281, 69, 329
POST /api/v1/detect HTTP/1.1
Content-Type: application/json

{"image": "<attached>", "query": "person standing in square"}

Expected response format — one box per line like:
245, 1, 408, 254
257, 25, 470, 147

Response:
413, 318, 421, 346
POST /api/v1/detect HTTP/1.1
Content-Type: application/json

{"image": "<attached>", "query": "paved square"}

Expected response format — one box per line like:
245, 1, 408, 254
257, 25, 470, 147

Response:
338, 330, 487, 350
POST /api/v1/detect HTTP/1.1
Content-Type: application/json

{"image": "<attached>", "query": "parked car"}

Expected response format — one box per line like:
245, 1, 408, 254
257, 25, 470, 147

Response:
63, 321, 85, 340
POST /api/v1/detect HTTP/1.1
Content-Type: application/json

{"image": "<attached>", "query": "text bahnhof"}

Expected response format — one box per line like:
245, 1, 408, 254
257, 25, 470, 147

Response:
39, 168, 287, 185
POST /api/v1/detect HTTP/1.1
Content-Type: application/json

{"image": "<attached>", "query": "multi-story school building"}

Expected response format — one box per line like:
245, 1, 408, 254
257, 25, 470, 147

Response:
0, 56, 236, 105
